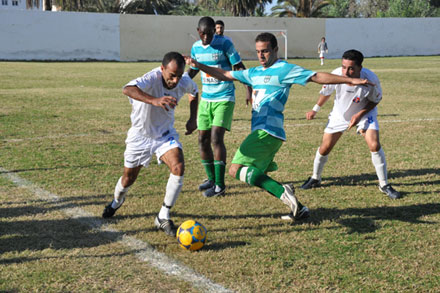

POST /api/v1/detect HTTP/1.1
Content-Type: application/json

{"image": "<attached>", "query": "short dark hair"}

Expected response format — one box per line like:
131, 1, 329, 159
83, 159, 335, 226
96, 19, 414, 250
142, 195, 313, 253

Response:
255, 32, 278, 50
162, 52, 185, 69
342, 49, 364, 67
198, 16, 215, 29
215, 20, 225, 26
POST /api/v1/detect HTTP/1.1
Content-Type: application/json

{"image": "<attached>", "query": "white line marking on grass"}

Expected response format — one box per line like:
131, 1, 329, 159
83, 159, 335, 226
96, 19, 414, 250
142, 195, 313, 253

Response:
4, 118, 439, 143
0, 167, 232, 293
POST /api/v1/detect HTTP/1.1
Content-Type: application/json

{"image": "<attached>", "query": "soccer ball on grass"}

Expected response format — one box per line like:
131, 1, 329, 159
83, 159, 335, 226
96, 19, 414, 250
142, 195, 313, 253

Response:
176, 220, 207, 251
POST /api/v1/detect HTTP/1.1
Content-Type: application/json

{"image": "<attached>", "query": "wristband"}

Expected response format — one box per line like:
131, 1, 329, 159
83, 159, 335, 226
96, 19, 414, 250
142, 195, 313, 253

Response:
312, 104, 321, 112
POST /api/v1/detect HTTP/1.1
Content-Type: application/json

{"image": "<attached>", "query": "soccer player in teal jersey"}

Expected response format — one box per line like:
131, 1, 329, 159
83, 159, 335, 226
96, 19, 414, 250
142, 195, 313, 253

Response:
188, 16, 251, 198
185, 32, 373, 220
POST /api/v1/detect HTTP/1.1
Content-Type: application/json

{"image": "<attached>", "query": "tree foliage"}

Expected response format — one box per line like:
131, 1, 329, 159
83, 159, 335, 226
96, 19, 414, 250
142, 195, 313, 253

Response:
270, 0, 333, 17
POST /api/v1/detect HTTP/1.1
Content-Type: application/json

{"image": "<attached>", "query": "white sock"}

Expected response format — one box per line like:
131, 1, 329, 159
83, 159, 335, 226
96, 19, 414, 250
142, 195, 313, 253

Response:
112, 177, 129, 209
312, 148, 328, 180
371, 148, 388, 187
158, 173, 184, 220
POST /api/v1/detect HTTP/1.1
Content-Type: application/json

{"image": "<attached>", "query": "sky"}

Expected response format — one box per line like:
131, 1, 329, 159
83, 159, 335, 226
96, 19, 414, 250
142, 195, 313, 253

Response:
264, 2, 277, 15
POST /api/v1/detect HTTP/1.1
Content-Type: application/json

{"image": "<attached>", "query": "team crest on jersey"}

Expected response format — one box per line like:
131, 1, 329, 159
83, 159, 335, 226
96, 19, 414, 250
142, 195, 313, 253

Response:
264, 76, 271, 83
352, 96, 360, 103
212, 53, 220, 61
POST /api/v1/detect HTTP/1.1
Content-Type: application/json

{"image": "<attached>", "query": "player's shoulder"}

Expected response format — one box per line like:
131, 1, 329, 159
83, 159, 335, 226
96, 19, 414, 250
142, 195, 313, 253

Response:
361, 68, 380, 83
331, 67, 343, 75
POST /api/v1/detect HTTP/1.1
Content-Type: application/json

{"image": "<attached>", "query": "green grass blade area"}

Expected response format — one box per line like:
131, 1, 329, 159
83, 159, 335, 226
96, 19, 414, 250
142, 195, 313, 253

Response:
1, 56, 439, 292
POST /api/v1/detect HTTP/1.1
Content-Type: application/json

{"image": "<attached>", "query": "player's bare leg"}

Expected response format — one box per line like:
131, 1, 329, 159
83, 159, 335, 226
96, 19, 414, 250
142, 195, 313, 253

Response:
203, 126, 227, 197
156, 147, 185, 236
363, 129, 401, 199
301, 132, 342, 189
198, 129, 215, 191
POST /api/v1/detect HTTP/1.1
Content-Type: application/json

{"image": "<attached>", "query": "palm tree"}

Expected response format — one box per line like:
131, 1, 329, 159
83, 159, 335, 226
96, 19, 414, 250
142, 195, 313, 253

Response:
200, 0, 272, 16
270, 0, 331, 17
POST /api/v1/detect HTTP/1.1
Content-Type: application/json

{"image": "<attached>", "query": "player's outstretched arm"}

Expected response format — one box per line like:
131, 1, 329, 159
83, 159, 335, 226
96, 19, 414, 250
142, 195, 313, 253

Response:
185, 93, 198, 135
123, 86, 177, 111
311, 72, 374, 86
306, 94, 331, 120
184, 56, 235, 82
233, 62, 253, 106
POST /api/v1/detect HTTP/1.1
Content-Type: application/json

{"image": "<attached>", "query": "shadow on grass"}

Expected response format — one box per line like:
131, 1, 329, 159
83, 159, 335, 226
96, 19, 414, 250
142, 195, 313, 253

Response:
290, 167, 440, 188
309, 203, 440, 234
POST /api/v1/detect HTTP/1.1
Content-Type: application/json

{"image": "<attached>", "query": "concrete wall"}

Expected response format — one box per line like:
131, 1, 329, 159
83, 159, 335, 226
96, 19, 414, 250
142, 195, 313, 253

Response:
325, 18, 440, 59
0, 10, 439, 61
0, 10, 120, 60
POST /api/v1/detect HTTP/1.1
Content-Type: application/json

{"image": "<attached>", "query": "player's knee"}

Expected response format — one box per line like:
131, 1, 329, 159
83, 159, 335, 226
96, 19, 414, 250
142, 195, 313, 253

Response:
123, 174, 137, 187
170, 162, 185, 176
228, 165, 239, 178
369, 142, 381, 152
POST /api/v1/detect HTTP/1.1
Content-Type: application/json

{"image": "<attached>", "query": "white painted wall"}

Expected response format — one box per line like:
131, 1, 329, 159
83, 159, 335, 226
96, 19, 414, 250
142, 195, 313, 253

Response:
325, 18, 440, 58
0, 10, 120, 60
0, 10, 439, 61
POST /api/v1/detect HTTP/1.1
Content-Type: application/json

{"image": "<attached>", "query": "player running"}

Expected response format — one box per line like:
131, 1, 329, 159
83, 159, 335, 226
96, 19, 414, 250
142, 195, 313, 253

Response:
301, 49, 401, 199
185, 33, 374, 220
187, 16, 251, 198
102, 52, 199, 237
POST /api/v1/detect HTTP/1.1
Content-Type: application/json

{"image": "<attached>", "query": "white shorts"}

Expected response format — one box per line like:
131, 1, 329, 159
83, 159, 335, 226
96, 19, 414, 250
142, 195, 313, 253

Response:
319, 52, 324, 58
324, 113, 379, 134
124, 129, 182, 168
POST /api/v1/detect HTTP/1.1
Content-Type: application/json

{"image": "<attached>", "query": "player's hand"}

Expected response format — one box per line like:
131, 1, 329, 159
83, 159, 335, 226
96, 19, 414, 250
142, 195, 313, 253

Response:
348, 113, 362, 130
153, 96, 177, 111
185, 118, 197, 135
306, 110, 317, 120
184, 56, 197, 68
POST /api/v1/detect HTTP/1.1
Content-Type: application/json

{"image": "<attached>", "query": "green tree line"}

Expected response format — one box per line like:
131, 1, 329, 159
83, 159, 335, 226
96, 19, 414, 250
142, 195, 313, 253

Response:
41, 0, 440, 17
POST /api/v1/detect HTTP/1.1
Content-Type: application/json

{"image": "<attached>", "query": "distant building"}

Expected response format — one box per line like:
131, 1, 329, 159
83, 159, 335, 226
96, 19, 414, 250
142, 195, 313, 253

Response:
0, 0, 55, 11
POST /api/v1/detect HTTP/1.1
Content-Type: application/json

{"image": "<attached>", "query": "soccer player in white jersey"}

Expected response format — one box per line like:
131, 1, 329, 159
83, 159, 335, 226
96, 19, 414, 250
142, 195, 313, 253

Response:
102, 52, 199, 237
301, 49, 401, 199
185, 33, 373, 221
188, 16, 251, 198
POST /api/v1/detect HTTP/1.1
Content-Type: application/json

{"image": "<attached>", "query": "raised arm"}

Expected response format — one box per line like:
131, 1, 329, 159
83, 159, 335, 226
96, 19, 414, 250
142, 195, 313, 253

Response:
184, 56, 236, 82
123, 85, 177, 111
310, 72, 374, 86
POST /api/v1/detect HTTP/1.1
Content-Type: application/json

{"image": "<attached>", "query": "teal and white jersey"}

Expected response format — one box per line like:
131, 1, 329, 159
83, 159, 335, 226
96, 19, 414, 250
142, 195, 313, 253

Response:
191, 35, 241, 102
230, 60, 316, 140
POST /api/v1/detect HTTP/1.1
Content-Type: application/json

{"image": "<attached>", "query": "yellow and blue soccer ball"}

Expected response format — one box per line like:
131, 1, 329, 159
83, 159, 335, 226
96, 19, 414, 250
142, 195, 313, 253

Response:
176, 220, 207, 251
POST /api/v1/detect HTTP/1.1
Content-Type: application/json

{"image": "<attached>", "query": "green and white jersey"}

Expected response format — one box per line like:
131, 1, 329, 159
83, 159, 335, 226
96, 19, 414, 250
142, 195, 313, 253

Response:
191, 35, 241, 102
231, 60, 316, 140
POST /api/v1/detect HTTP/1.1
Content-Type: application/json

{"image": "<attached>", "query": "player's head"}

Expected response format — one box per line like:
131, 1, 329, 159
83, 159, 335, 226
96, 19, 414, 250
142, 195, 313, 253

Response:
341, 49, 363, 78
321, 37, 326, 42
161, 52, 185, 89
255, 33, 278, 68
215, 20, 225, 36
197, 16, 215, 46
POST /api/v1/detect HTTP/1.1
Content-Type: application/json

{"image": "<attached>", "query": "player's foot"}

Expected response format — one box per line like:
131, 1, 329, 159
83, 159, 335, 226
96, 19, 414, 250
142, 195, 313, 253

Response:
155, 216, 177, 237
379, 184, 402, 199
281, 206, 310, 221
102, 198, 125, 218
280, 184, 299, 217
198, 179, 215, 191
203, 185, 225, 197
300, 177, 321, 189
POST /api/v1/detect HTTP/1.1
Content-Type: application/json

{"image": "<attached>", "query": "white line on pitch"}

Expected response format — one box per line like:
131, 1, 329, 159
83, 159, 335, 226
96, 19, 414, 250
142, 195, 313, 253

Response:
0, 167, 233, 293
2, 118, 439, 143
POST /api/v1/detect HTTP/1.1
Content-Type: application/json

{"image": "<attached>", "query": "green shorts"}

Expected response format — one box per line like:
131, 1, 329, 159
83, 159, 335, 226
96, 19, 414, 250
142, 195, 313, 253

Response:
198, 100, 235, 131
231, 129, 283, 172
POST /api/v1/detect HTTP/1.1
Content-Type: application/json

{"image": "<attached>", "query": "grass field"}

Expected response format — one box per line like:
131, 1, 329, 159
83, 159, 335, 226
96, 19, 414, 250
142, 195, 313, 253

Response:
1, 56, 439, 292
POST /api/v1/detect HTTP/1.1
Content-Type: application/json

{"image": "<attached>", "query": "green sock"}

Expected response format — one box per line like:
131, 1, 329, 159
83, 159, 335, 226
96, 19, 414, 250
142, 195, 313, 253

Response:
201, 159, 215, 181
236, 166, 284, 198
214, 160, 226, 188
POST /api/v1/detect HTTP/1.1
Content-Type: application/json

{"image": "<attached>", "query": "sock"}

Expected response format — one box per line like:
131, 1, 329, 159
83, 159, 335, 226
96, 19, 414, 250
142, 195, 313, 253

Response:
214, 160, 226, 188
371, 148, 388, 187
312, 148, 328, 180
111, 177, 129, 209
236, 166, 284, 198
202, 159, 215, 181
158, 173, 184, 220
